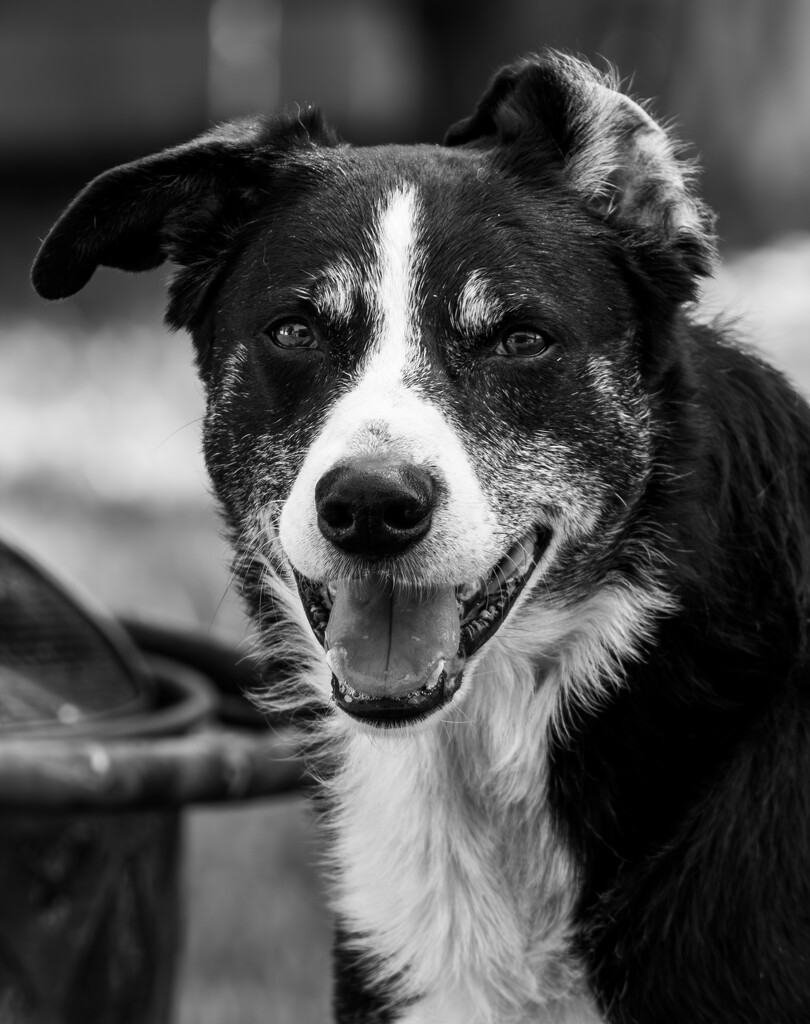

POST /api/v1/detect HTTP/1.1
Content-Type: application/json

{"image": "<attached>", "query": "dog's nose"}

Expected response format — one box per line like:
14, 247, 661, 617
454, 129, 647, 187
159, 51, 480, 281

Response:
315, 459, 437, 557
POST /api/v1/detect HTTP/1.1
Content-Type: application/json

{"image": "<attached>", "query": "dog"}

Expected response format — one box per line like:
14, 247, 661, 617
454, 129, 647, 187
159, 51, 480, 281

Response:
32, 51, 810, 1024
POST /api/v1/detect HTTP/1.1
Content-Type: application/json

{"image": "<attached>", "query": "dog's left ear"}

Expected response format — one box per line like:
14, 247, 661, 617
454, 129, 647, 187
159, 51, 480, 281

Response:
445, 52, 716, 299
32, 108, 338, 329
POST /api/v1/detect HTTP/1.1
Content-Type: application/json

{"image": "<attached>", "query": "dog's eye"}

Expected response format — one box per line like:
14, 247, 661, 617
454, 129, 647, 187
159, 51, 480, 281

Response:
263, 319, 319, 350
494, 329, 552, 358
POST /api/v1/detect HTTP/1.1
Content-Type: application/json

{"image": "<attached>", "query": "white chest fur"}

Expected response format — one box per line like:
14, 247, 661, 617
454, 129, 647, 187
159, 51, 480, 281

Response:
397, 988, 604, 1024
324, 640, 600, 1024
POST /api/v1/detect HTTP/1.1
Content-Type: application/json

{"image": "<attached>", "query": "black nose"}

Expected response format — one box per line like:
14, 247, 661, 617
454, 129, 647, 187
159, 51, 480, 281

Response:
315, 459, 437, 557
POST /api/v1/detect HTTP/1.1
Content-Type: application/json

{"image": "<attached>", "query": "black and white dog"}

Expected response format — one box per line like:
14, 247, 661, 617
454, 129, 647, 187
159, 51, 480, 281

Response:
33, 52, 810, 1024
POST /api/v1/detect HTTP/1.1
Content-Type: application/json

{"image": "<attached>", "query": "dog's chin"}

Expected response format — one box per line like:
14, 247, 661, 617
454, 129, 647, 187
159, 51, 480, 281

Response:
293, 527, 551, 729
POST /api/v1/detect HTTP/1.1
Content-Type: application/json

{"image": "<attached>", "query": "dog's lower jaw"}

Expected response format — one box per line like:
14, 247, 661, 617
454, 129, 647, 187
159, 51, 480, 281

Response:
329, 661, 465, 723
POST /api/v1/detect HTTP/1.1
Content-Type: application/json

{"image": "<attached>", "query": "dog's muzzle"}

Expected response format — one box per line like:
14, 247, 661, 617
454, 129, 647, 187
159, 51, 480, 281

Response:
295, 457, 549, 726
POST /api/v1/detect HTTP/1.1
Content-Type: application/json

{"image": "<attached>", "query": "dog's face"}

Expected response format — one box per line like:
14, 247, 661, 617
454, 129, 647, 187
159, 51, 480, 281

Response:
203, 147, 652, 723
32, 53, 714, 729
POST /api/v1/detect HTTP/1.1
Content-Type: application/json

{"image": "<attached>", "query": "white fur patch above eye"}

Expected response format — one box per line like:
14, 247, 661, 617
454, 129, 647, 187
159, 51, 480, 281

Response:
310, 260, 363, 323
452, 270, 506, 337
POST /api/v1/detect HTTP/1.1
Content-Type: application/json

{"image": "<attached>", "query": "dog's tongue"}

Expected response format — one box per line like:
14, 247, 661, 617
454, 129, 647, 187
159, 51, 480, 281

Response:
325, 579, 460, 697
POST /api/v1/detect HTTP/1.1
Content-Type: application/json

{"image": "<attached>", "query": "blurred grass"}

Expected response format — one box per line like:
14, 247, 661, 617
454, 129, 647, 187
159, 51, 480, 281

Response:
1, 223, 809, 1022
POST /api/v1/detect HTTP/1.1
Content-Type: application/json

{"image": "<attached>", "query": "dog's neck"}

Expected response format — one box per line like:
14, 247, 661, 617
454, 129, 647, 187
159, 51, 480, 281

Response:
323, 635, 586, 1022
317, 577, 670, 1021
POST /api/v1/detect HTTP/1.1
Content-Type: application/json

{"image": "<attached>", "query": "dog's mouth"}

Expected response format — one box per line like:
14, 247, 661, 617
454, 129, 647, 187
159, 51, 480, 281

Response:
294, 528, 550, 727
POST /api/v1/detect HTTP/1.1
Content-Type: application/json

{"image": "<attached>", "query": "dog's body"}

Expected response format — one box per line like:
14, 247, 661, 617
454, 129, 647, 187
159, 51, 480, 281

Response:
33, 53, 810, 1023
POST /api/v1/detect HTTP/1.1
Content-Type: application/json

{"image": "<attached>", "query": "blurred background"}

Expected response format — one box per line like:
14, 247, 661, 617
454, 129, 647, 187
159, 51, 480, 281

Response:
1, 1, 809, 1021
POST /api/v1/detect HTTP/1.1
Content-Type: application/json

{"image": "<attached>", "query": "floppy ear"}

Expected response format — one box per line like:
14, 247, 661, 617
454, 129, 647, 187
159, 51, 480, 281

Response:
31, 107, 338, 328
445, 52, 716, 299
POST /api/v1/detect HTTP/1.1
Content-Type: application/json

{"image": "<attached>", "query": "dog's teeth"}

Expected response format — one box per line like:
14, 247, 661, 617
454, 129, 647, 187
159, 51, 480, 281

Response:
334, 678, 368, 702
500, 534, 537, 583
425, 662, 445, 691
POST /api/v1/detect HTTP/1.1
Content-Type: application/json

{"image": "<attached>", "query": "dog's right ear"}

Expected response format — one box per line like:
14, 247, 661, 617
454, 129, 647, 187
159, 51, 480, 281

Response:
445, 51, 716, 301
32, 107, 338, 325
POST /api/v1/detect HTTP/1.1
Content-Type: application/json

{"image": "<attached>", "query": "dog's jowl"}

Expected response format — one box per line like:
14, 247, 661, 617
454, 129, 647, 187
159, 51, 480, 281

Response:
33, 52, 810, 1024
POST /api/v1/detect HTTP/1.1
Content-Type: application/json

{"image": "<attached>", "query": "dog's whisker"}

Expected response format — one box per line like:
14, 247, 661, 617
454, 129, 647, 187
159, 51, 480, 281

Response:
154, 416, 204, 449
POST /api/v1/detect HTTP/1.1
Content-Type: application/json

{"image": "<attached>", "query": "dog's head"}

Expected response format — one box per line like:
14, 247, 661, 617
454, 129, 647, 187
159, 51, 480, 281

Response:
32, 53, 714, 729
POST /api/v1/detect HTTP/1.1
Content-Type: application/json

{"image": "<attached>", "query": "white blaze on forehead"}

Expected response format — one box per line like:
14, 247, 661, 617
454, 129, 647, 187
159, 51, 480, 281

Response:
363, 184, 425, 384
452, 269, 506, 337
311, 260, 358, 323
303, 187, 422, 338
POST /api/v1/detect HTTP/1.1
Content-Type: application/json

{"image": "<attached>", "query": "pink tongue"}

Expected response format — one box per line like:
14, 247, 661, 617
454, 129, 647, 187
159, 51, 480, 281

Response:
325, 579, 460, 697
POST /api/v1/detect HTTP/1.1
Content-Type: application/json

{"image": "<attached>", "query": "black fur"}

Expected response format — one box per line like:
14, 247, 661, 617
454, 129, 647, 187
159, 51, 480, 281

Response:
32, 50, 810, 1023
553, 337, 810, 1022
